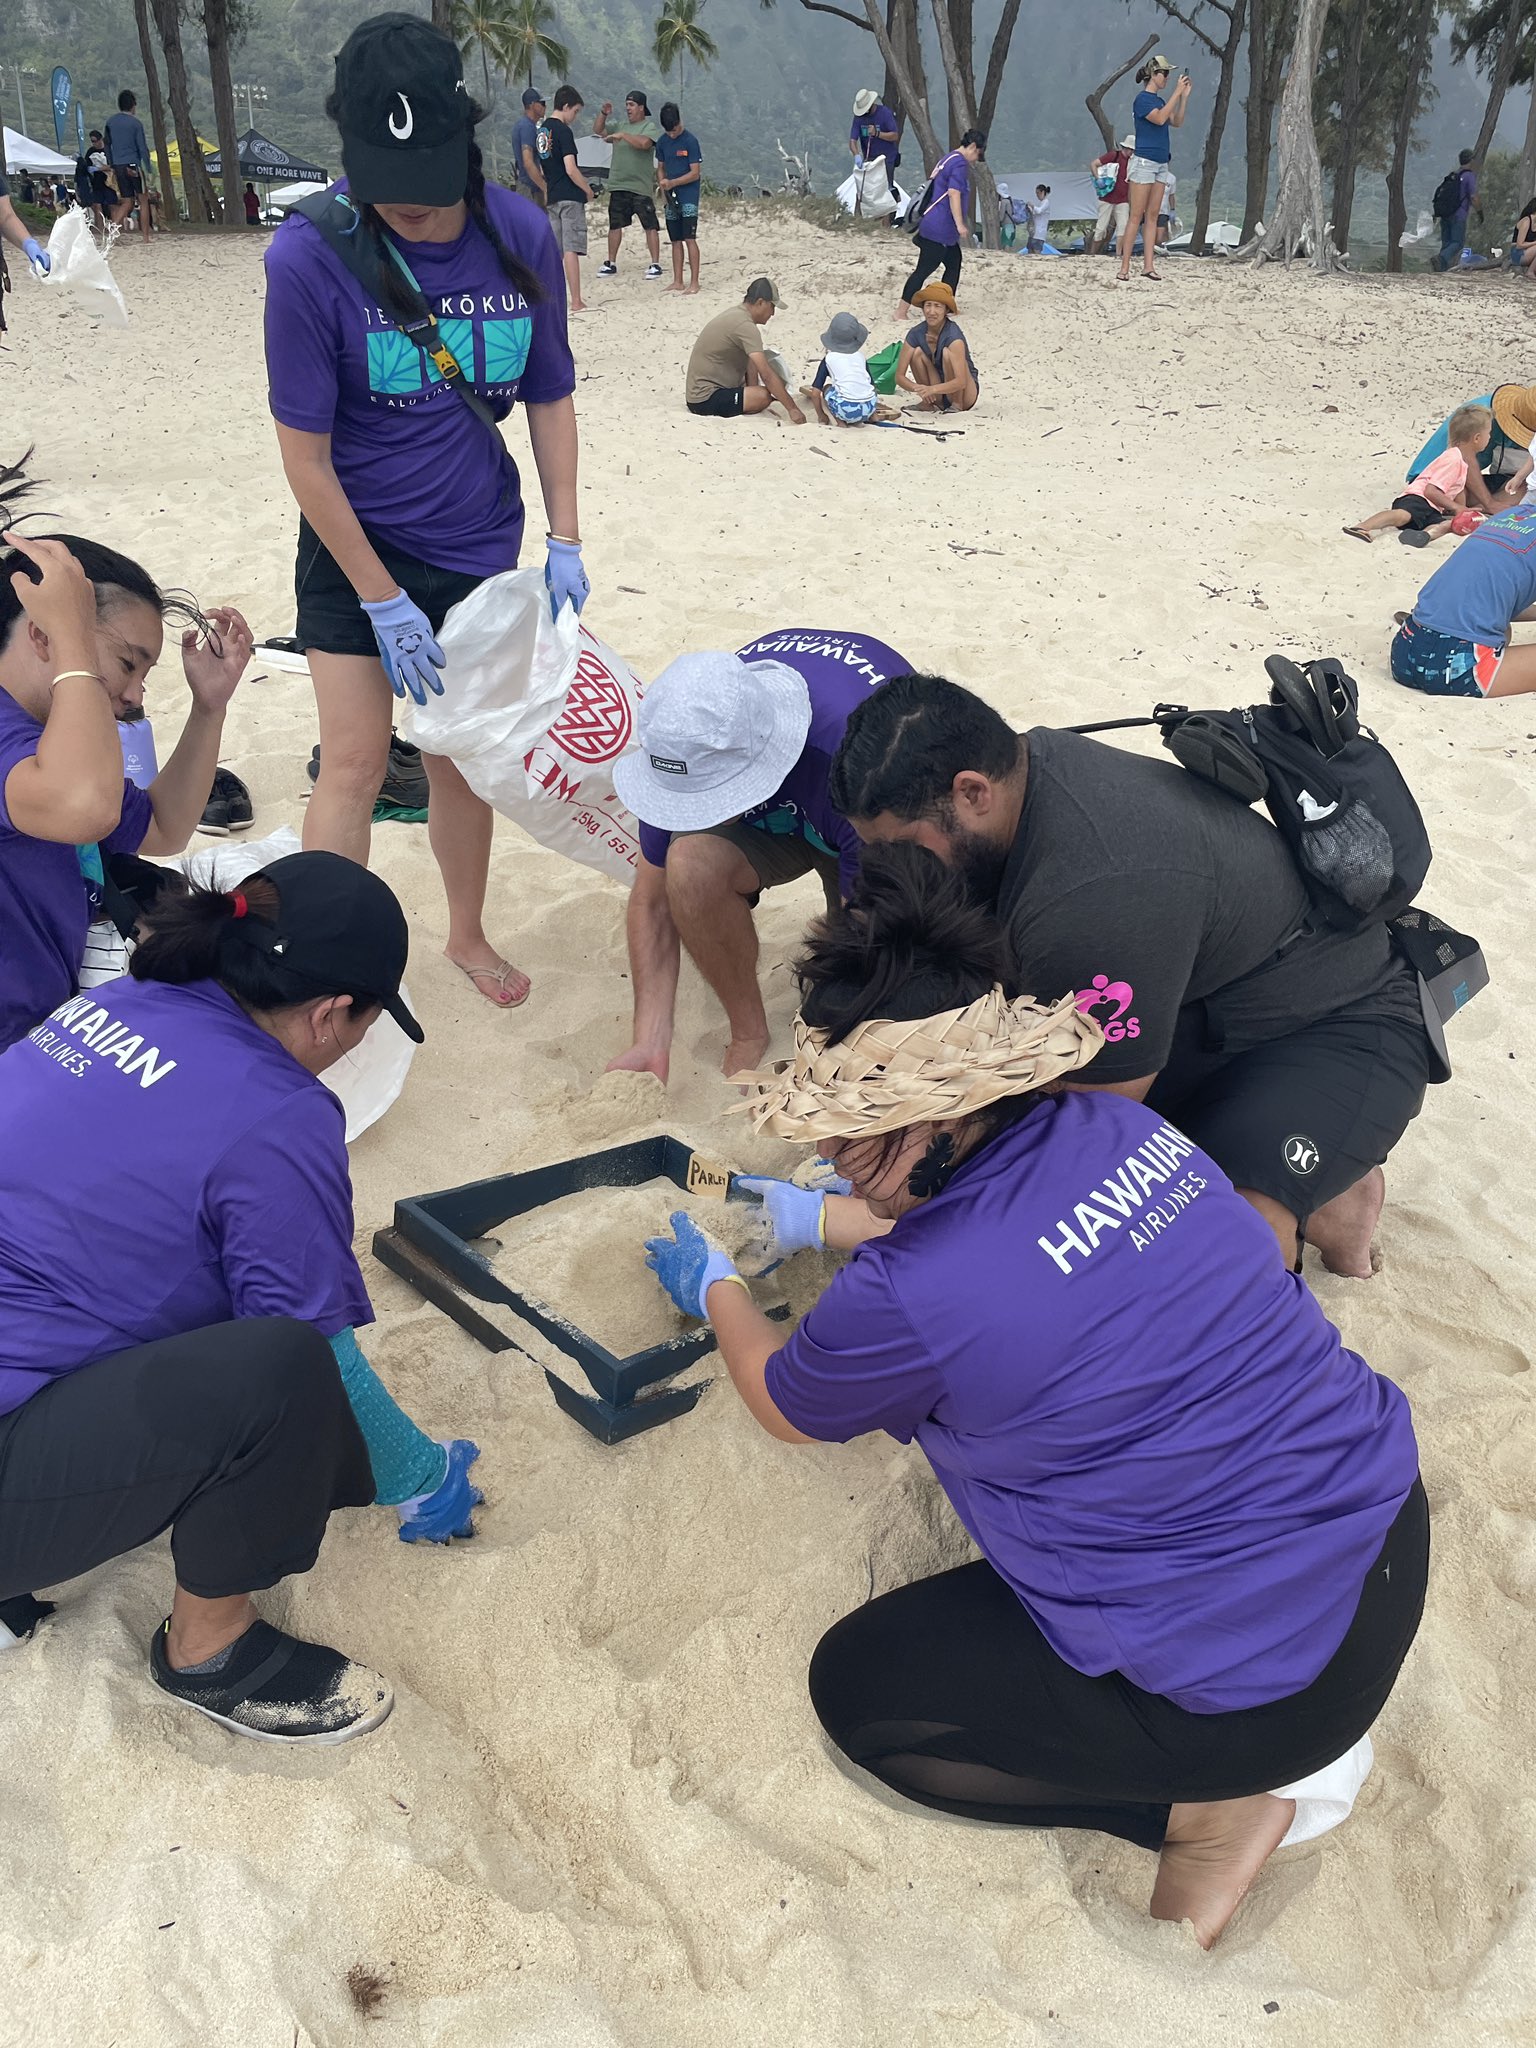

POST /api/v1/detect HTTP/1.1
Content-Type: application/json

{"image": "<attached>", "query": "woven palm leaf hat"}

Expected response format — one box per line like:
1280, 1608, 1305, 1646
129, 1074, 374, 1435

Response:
735, 987, 1105, 1142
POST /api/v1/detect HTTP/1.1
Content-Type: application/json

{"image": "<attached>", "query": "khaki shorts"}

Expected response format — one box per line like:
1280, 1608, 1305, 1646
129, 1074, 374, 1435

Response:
685, 820, 842, 909
1095, 198, 1129, 239
549, 197, 588, 255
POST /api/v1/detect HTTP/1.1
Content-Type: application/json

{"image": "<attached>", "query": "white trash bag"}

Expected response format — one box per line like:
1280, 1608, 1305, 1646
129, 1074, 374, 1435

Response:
836, 158, 898, 220
178, 826, 416, 1144
401, 569, 647, 887
39, 208, 129, 327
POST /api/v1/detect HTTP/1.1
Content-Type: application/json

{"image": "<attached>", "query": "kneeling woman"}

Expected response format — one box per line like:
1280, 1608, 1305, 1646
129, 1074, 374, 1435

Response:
643, 848, 1427, 1948
0, 853, 481, 1745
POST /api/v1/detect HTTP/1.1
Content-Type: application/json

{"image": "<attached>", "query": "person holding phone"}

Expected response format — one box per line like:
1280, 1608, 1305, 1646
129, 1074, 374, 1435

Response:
1119, 55, 1190, 282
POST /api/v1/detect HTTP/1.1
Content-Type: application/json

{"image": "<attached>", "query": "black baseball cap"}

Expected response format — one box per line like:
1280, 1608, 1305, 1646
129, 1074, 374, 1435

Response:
333, 12, 471, 207
225, 851, 424, 1043
521, 87, 545, 108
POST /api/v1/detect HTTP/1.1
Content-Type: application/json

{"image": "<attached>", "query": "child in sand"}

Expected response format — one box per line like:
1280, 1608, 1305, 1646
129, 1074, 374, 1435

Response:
1346, 404, 1492, 546
803, 312, 896, 426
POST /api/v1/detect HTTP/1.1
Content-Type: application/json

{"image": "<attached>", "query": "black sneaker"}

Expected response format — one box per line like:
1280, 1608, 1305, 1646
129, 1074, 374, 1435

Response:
306, 735, 428, 810
149, 1617, 394, 1745
0, 1593, 53, 1647
199, 766, 254, 836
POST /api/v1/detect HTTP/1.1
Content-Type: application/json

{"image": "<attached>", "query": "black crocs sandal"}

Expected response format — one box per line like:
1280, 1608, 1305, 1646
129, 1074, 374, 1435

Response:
0, 1593, 54, 1646
149, 1618, 393, 1745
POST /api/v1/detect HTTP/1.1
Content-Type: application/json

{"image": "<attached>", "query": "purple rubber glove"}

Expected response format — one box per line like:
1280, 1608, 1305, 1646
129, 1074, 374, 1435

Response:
544, 536, 590, 620
360, 589, 445, 705
22, 238, 49, 277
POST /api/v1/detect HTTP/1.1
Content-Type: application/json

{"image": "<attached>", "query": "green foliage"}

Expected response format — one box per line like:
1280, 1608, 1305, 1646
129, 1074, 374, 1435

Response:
653, 0, 718, 94
1477, 144, 1529, 237
1450, 0, 1536, 89
1316, 0, 1417, 179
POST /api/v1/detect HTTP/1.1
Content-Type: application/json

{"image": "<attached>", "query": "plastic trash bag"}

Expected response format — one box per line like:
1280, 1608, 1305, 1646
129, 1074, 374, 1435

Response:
179, 826, 416, 1143
401, 568, 647, 887
836, 159, 898, 220
39, 208, 129, 326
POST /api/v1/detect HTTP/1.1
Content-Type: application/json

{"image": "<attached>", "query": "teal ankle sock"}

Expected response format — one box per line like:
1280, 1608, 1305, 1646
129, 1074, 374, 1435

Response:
328, 1328, 448, 1506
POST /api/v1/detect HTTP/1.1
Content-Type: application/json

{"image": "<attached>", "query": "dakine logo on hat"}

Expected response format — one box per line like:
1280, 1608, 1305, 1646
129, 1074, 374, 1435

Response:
650, 755, 689, 776
333, 11, 472, 209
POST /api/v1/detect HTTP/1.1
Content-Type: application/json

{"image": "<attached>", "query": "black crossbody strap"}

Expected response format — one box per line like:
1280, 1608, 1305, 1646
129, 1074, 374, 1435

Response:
291, 186, 502, 439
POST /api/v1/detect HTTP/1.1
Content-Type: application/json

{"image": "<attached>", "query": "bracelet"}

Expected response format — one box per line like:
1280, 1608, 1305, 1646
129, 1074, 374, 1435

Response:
545, 532, 582, 548
49, 669, 108, 693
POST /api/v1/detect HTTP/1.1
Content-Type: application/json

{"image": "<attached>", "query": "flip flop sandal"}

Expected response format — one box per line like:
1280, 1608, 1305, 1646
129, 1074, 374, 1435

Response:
149, 1618, 393, 1745
1343, 527, 1373, 540
1399, 529, 1432, 546
455, 959, 531, 1008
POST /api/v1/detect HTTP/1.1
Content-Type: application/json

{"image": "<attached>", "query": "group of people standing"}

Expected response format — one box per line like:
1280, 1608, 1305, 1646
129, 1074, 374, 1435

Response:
0, 9, 1444, 1961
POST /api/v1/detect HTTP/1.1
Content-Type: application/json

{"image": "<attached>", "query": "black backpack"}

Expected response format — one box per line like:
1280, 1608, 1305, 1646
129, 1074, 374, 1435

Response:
1432, 169, 1463, 221
1073, 657, 1431, 935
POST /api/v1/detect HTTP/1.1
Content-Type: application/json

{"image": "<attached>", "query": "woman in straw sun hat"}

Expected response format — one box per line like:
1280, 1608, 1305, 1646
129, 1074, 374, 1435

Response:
642, 845, 1427, 1950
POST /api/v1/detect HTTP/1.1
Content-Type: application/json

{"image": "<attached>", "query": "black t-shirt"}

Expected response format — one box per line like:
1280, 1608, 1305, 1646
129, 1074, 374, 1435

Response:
541, 118, 584, 205
998, 728, 1414, 1084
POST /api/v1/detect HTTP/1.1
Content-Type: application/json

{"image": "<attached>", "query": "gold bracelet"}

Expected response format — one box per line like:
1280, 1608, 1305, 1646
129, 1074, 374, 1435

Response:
546, 532, 582, 547
49, 670, 107, 692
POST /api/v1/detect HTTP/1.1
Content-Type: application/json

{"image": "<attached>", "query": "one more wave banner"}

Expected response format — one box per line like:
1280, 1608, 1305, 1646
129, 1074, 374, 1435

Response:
51, 66, 72, 151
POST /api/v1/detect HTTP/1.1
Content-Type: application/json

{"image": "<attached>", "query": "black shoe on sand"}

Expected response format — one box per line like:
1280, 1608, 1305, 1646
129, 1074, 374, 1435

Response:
307, 734, 428, 810
0, 1593, 54, 1646
199, 766, 255, 836
149, 1618, 394, 1744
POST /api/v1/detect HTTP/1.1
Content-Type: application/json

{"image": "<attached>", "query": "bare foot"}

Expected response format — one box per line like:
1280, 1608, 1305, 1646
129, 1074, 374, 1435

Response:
606, 1043, 670, 1086
1150, 1794, 1295, 1949
682, 283, 700, 295
448, 949, 531, 1009
723, 1033, 770, 1080
1306, 1165, 1385, 1279
570, 301, 587, 313
662, 282, 683, 293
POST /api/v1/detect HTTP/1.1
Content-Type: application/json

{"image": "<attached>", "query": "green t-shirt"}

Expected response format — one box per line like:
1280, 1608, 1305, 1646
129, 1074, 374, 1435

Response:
604, 115, 659, 196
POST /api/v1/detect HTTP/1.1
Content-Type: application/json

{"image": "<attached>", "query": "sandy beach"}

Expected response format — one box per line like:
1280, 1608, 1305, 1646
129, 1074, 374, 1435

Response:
1, 209, 1534, 2046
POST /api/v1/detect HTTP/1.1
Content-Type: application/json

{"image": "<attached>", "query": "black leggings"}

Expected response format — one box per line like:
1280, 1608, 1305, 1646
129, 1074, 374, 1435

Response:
0, 1319, 375, 1604
809, 1480, 1428, 1852
901, 235, 963, 305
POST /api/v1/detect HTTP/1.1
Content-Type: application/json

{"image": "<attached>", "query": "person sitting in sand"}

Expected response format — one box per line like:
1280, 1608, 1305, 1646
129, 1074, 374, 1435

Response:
1509, 197, 1536, 269
896, 282, 978, 413
1391, 500, 1536, 698
827, 671, 1440, 1280
0, 849, 482, 1734
1407, 385, 1536, 514
685, 277, 805, 421
1346, 403, 1491, 547
803, 312, 896, 426
606, 627, 910, 1080
641, 846, 1427, 1951
0, 524, 253, 1054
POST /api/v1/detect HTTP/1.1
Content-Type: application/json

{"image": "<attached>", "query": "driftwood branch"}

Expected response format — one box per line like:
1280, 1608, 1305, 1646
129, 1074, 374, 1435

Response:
1154, 0, 1233, 58
795, 0, 872, 28
977, 0, 1024, 136
1087, 33, 1157, 152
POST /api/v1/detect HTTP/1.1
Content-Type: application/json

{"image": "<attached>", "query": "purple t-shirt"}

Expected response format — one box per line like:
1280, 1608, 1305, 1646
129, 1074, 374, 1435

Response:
0, 977, 372, 1417
766, 1092, 1419, 1713
0, 686, 151, 1053
636, 628, 909, 897
263, 181, 576, 577
919, 151, 970, 245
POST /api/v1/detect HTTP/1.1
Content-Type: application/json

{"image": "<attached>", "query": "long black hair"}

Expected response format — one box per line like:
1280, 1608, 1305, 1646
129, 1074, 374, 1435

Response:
321, 87, 544, 322
795, 844, 1052, 1195
131, 875, 384, 1023
0, 449, 203, 653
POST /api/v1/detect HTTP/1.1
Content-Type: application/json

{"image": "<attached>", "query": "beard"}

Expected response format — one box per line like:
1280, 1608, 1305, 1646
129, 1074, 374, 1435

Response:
948, 822, 1009, 907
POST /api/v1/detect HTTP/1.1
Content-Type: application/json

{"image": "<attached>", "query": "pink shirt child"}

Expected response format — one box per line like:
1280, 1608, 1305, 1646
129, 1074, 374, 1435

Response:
1417, 446, 1469, 500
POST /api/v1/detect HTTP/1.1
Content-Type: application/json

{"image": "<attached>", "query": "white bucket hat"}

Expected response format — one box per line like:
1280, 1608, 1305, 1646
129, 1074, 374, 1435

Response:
612, 651, 812, 832
852, 89, 879, 117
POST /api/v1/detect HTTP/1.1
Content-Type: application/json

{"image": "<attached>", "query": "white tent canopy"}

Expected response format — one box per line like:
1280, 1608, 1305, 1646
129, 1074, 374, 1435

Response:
5, 127, 76, 176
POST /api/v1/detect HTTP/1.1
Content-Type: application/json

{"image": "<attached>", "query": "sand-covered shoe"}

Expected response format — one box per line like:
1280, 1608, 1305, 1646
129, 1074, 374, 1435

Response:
149, 1619, 393, 1745
0, 1593, 54, 1648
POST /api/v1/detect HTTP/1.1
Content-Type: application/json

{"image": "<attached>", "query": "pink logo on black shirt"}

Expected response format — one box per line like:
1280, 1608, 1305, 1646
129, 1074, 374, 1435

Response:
1075, 974, 1141, 1044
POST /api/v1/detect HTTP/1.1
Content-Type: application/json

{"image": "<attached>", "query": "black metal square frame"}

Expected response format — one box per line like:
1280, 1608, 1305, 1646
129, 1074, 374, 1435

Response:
372, 1135, 783, 1444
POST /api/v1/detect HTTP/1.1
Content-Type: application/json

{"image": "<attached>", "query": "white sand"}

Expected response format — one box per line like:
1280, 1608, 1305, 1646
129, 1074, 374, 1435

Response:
2, 214, 1535, 2046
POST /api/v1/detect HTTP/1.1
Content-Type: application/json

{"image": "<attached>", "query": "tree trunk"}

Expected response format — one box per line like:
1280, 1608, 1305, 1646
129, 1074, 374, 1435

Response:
203, 0, 243, 233
927, 0, 994, 242
1087, 33, 1157, 152
431, 0, 453, 28
151, 0, 220, 221
1386, 0, 1435, 272
1328, 0, 1366, 257
1521, 73, 1536, 209
1242, 0, 1294, 238
1239, 0, 1335, 267
860, 0, 940, 162
977, 0, 1023, 137
1472, 2, 1527, 171
884, 0, 925, 144
1190, 0, 1248, 257
131, 0, 175, 232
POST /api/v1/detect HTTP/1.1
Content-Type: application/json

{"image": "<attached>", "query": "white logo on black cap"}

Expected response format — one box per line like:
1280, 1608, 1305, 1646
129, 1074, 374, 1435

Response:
650, 754, 688, 776
1283, 1133, 1320, 1176
388, 92, 414, 140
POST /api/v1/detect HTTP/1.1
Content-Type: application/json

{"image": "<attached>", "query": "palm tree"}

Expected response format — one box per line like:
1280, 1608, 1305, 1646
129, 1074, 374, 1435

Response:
654, 0, 719, 96
505, 0, 571, 90
449, 0, 569, 176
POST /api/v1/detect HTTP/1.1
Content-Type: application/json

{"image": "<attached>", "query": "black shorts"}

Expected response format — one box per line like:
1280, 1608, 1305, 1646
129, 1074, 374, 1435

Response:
1145, 971, 1433, 1222
609, 190, 659, 232
687, 386, 745, 419
666, 204, 700, 244
113, 165, 143, 199
294, 518, 487, 658
1392, 493, 1445, 531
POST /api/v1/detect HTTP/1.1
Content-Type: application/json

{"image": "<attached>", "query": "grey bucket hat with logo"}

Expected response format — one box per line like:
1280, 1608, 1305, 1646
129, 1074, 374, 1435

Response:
612, 651, 813, 833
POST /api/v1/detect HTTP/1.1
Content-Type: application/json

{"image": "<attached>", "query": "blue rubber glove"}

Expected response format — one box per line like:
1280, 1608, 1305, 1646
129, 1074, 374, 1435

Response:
360, 589, 446, 705
644, 1211, 741, 1320
22, 238, 49, 277
735, 1176, 829, 1272
544, 536, 590, 620
396, 1438, 483, 1543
